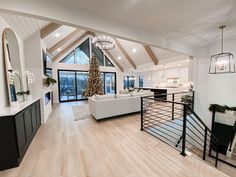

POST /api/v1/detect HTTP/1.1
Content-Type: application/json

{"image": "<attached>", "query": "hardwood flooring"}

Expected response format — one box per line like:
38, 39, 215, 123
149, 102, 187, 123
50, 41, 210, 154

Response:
0, 102, 231, 177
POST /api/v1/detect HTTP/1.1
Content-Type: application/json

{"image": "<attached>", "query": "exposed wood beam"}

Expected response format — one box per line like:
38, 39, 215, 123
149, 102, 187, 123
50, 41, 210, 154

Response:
40, 23, 62, 39
48, 29, 81, 53
53, 31, 90, 62
105, 50, 124, 72
143, 45, 158, 65
114, 39, 136, 69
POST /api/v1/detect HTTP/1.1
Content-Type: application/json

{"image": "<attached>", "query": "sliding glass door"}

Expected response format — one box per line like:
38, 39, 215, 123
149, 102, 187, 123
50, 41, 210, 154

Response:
104, 73, 116, 94
76, 71, 88, 100
58, 71, 76, 101
124, 76, 135, 89
58, 70, 116, 102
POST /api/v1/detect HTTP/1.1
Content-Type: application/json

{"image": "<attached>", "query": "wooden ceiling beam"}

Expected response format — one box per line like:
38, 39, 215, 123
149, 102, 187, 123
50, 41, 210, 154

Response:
53, 31, 90, 62
114, 39, 136, 69
40, 23, 62, 39
105, 50, 124, 72
143, 45, 158, 65
48, 29, 81, 53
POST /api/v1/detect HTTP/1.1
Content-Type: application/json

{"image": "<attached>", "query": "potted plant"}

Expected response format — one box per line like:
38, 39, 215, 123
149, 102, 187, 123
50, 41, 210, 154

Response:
209, 104, 226, 113
44, 77, 57, 87
181, 95, 192, 105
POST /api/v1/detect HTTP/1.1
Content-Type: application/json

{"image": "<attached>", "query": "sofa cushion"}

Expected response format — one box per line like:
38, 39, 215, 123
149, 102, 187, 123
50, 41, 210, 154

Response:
116, 93, 131, 98
131, 92, 142, 96
95, 94, 115, 100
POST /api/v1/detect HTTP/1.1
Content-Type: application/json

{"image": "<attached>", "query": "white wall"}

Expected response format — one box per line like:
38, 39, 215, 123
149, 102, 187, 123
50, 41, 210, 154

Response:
0, 16, 25, 109
24, 32, 52, 123
194, 39, 236, 127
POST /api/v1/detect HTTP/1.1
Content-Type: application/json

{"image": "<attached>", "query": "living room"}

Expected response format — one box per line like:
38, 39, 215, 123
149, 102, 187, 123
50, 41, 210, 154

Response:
0, 1, 236, 177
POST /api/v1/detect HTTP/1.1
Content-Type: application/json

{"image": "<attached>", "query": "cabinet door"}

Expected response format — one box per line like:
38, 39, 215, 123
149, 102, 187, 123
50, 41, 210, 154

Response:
31, 104, 37, 132
15, 112, 26, 156
36, 101, 41, 128
24, 108, 33, 141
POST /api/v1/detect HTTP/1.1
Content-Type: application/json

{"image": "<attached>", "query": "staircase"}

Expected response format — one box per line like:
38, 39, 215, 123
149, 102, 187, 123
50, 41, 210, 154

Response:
141, 91, 236, 168
233, 147, 236, 160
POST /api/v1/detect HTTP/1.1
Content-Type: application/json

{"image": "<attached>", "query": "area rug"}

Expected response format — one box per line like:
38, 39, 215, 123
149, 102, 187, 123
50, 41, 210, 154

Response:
72, 104, 92, 121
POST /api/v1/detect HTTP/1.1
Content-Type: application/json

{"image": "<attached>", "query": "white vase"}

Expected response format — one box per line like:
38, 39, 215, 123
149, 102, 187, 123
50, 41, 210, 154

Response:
26, 95, 33, 101
17, 95, 24, 103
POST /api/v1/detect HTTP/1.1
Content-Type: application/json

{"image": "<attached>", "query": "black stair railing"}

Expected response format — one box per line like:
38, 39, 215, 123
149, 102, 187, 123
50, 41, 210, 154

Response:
229, 120, 236, 152
141, 92, 226, 168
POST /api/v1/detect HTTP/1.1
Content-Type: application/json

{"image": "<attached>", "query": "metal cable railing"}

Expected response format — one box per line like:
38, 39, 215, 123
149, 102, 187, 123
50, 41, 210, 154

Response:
140, 91, 230, 168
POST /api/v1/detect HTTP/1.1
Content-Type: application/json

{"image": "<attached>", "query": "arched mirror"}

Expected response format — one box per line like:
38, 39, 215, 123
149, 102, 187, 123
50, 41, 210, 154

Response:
2, 28, 23, 105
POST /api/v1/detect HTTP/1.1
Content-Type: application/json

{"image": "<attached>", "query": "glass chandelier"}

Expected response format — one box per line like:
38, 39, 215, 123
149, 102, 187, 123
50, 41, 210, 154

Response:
92, 35, 115, 50
209, 25, 235, 74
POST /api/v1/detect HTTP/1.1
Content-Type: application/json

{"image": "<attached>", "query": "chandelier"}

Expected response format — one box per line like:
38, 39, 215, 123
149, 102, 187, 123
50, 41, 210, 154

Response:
209, 25, 235, 74
92, 35, 115, 50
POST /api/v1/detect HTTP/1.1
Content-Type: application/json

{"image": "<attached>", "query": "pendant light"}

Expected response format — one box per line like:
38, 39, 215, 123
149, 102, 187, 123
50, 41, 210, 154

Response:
209, 25, 235, 74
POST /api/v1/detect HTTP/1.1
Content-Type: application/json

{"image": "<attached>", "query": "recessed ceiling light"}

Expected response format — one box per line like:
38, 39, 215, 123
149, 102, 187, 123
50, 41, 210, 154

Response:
132, 48, 137, 53
55, 33, 60, 37
186, 59, 189, 62
178, 64, 181, 67
57, 48, 61, 52
118, 56, 122, 60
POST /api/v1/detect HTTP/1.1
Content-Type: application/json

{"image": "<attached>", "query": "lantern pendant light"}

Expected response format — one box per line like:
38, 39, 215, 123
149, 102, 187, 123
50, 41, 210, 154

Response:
209, 25, 235, 74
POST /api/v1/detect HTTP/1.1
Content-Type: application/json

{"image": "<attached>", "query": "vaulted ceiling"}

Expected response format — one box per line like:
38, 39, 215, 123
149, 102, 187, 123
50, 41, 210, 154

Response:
1, 0, 236, 52
0, 12, 189, 72
0, 13, 49, 40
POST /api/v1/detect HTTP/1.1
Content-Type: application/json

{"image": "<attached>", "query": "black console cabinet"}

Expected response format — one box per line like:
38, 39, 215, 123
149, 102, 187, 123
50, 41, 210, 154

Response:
0, 100, 41, 171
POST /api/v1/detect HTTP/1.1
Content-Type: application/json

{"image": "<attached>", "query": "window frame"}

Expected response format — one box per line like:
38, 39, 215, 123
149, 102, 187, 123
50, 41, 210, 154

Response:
58, 69, 117, 102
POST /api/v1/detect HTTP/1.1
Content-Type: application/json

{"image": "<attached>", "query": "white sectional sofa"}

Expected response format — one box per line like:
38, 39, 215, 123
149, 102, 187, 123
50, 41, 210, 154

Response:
88, 91, 153, 120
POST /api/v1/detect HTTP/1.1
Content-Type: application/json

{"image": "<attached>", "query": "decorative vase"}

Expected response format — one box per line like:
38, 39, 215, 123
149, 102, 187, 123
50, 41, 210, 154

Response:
17, 95, 24, 103
26, 94, 33, 101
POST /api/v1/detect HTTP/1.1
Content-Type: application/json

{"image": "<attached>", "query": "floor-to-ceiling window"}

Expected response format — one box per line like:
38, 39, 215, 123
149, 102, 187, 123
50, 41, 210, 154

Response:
58, 70, 116, 102
102, 72, 116, 94
124, 76, 135, 89
139, 75, 144, 87
58, 70, 77, 101
76, 71, 89, 99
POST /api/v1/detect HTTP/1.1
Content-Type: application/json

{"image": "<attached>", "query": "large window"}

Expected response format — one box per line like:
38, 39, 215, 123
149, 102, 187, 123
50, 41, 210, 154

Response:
76, 71, 88, 99
75, 39, 90, 64
105, 56, 114, 67
101, 72, 116, 94
139, 75, 144, 87
124, 76, 135, 89
58, 71, 77, 101
60, 51, 75, 64
60, 38, 115, 68
92, 45, 104, 66
58, 70, 116, 102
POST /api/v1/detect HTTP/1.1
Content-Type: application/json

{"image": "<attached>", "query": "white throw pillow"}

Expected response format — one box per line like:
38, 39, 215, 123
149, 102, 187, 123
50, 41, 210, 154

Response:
116, 93, 131, 98
131, 92, 142, 97
95, 94, 115, 100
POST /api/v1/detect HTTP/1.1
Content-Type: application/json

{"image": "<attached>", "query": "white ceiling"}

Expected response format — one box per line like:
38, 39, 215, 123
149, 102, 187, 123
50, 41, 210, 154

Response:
0, 11, 189, 72
44, 25, 76, 49
1, 0, 236, 53
0, 13, 49, 40
51, 0, 236, 47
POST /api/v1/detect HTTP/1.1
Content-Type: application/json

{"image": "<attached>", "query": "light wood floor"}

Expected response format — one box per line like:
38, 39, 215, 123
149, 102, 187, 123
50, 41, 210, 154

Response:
0, 102, 231, 177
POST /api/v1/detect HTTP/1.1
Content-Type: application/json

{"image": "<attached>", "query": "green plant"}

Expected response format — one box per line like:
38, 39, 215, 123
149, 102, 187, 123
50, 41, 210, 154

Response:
209, 104, 226, 113
209, 104, 236, 113
181, 95, 192, 105
44, 77, 57, 87
16, 90, 30, 96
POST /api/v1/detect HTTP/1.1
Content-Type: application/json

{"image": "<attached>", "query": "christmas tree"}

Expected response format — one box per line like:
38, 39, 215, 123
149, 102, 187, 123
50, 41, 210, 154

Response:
85, 56, 104, 97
